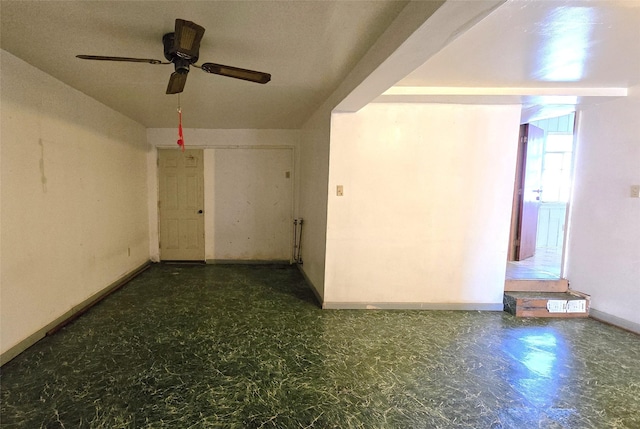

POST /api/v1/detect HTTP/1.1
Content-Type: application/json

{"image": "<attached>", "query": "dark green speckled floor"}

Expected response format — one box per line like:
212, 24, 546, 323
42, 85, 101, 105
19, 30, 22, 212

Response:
1, 264, 639, 428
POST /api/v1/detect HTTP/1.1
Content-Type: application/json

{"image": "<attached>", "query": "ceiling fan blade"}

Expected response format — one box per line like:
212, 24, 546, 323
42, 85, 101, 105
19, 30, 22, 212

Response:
166, 72, 188, 94
76, 55, 165, 64
201, 63, 271, 84
174, 19, 205, 59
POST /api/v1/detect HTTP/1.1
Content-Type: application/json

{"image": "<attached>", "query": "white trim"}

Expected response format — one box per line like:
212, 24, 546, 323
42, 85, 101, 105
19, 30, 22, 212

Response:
322, 302, 504, 311
205, 259, 290, 265
590, 309, 640, 335
1, 261, 151, 366
382, 87, 628, 97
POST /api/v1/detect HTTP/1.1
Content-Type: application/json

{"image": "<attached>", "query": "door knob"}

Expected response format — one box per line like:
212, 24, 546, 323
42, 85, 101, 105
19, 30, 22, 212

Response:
198, 210, 203, 214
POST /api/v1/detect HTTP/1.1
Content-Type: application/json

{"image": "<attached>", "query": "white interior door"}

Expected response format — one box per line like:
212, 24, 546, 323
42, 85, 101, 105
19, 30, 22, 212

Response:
158, 149, 205, 261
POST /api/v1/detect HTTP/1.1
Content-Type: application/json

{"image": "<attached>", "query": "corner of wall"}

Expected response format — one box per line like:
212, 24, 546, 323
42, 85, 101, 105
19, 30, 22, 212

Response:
296, 109, 333, 303
146, 144, 160, 262
566, 92, 640, 328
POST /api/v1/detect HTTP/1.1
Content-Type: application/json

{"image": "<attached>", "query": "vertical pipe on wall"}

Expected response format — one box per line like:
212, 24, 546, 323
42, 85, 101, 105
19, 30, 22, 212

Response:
293, 218, 304, 264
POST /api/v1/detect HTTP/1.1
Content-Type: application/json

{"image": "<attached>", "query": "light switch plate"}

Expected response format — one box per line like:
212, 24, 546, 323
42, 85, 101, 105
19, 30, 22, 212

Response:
631, 185, 640, 198
337, 185, 344, 196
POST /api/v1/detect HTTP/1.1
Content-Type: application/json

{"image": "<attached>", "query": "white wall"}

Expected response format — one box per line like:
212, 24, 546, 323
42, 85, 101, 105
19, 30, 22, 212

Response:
296, 110, 332, 301
324, 103, 521, 308
290, 1, 491, 303
146, 129, 299, 262
290, 1, 465, 302
567, 88, 640, 331
206, 148, 294, 261
0, 51, 149, 359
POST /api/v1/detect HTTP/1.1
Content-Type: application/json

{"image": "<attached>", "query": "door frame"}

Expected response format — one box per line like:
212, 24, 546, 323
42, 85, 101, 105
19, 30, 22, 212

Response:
508, 124, 544, 261
506, 112, 580, 279
558, 112, 581, 279
151, 145, 297, 263
157, 148, 205, 261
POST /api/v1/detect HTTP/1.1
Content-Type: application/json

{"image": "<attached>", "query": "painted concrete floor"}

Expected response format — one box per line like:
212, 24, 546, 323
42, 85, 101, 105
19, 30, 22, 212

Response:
1, 264, 639, 428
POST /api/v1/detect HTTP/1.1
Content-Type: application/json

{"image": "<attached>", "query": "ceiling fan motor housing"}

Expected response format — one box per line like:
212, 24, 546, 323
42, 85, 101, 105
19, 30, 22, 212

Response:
163, 33, 199, 65
174, 57, 191, 75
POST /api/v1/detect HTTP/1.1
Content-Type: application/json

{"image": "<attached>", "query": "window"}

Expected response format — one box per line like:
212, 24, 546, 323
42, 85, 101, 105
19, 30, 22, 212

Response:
541, 134, 573, 202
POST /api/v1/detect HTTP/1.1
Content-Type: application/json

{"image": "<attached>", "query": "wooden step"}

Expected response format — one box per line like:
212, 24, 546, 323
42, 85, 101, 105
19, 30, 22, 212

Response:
505, 278, 569, 293
504, 290, 590, 318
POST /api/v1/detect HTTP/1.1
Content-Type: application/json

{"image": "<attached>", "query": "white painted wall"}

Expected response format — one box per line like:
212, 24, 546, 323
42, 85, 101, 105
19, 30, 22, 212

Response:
297, 110, 332, 300
291, 1, 487, 303
207, 148, 294, 261
146, 129, 299, 262
567, 87, 640, 331
290, 1, 470, 302
147, 129, 300, 149
0, 51, 149, 357
324, 103, 521, 308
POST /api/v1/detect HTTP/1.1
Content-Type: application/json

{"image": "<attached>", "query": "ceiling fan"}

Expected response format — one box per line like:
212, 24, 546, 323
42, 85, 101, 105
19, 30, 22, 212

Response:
77, 19, 271, 94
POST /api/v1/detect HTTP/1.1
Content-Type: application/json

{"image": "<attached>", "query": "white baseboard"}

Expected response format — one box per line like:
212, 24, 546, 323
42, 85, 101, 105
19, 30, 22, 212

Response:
1, 261, 151, 366
322, 302, 504, 311
205, 259, 290, 265
590, 308, 640, 335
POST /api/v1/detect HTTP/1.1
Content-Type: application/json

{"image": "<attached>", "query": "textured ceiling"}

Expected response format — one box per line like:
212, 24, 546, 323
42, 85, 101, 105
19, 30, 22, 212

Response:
399, 0, 640, 88
0, 0, 408, 129
2, 1, 639, 129
383, 0, 640, 120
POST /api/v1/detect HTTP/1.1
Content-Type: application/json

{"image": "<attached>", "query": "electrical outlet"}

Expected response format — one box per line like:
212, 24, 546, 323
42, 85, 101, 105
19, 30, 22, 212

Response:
631, 185, 640, 198
337, 185, 344, 196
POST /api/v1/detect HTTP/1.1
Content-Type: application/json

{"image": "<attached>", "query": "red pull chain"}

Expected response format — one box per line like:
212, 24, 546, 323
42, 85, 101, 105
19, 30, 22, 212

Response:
177, 108, 185, 152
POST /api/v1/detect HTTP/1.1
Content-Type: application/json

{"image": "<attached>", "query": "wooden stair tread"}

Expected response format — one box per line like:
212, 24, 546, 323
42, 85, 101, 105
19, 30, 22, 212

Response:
504, 278, 568, 293
505, 291, 585, 300
504, 290, 590, 318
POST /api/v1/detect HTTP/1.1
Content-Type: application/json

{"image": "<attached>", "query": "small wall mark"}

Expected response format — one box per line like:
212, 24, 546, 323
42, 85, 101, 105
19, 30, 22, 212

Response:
39, 139, 48, 193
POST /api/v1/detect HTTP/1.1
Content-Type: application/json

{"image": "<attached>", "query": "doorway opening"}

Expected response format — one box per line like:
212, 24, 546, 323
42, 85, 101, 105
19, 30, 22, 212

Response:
506, 112, 576, 280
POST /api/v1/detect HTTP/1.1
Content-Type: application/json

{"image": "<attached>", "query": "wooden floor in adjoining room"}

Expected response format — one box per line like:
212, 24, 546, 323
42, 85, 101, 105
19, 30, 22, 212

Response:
506, 247, 563, 280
